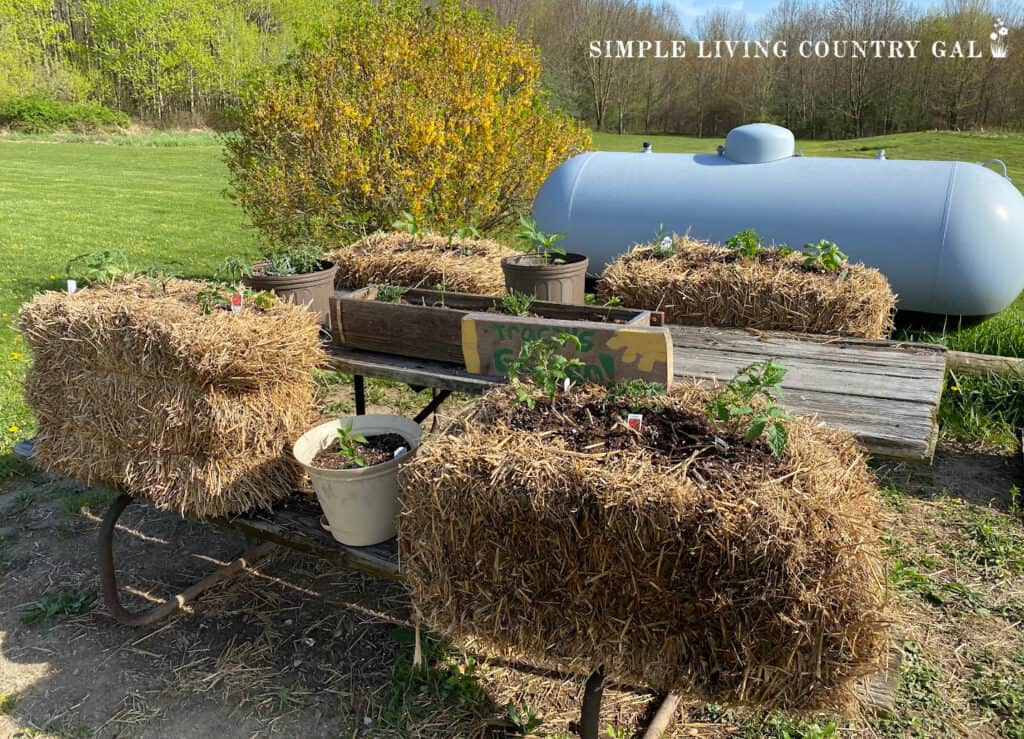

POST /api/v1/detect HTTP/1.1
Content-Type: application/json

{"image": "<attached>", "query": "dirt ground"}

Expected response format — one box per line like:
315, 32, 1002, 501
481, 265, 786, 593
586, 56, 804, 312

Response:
1, 382, 1022, 738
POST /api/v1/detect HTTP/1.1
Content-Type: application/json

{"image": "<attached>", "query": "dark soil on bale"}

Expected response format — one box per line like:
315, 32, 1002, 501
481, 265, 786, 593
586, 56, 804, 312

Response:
500, 395, 781, 474
311, 433, 409, 470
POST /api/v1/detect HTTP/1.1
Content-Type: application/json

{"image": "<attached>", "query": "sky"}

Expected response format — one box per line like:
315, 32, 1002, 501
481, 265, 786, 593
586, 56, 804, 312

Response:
667, 0, 944, 29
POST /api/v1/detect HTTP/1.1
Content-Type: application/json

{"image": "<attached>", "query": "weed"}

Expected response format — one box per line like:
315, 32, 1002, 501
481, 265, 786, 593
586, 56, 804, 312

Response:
969, 658, 1024, 738
515, 215, 566, 264
605, 727, 629, 739
501, 290, 536, 317
707, 360, 792, 457
9, 490, 33, 516
961, 514, 1024, 577
433, 282, 447, 307
759, 712, 838, 739
382, 628, 491, 727
802, 240, 848, 275
58, 487, 118, 517
504, 333, 584, 409
937, 370, 1024, 452
375, 283, 408, 304
64, 249, 130, 285
21, 589, 96, 627
0, 692, 14, 715
1010, 485, 1023, 522
651, 233, 676, 259
334, 421, 368, 468
504, 700, 542, 735
880, 485, 907, 512
726, 228, 764, 259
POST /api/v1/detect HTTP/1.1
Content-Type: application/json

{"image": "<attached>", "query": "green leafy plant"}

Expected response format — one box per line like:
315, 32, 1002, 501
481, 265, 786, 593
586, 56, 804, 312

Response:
335, 421, 369, 468
64, 249, 130, 284
501, 290, 536, 317
217, 255, 254, 282
393, 210, 427, 235
375, 283, 409, 304
802, 239, 848, 274
505, 333, 584, 409
0, 692, 15, 715
263, 242, 322, 276
21, 588, 96, 627
725, 228, 765, 259
446, 221, 480, 253
651, 224, 676, 258
141, 266, 175, 293
1010, 485, 1023, 522
195, 284, 230, 314
606, 727, 629, 739
707, 360, 792, 457
606, 379, 666, 410
505, 700, 542, 735
515, 215, 566, 264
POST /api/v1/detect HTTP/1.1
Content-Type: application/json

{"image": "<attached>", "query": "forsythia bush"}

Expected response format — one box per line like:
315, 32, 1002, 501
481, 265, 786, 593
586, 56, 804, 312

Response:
224, 0, 590, 244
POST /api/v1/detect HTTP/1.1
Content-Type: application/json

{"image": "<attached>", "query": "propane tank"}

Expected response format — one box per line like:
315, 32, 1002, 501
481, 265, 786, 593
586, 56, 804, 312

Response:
532, 123, 1024, 316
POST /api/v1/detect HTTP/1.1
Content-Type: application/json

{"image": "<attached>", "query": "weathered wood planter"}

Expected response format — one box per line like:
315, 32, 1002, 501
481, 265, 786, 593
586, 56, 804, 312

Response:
330, 287, 673, 386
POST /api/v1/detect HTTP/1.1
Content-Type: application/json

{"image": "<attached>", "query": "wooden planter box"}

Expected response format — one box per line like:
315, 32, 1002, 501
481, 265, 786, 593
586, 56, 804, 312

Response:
330, 287, 663, 365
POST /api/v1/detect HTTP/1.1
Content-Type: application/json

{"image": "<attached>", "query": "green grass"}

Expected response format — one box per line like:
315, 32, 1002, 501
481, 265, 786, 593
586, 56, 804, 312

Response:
0, 135, 259, 466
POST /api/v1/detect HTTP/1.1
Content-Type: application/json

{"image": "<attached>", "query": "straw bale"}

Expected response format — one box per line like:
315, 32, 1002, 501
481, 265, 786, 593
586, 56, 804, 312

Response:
327, 230, 514, 295
18, 278, 323, 518
400, 384, 890, 711
598, 237, 896, 338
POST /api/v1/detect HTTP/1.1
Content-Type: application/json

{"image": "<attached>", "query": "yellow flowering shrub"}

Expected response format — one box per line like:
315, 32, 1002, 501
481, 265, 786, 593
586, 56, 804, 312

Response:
225, 0, 590, 244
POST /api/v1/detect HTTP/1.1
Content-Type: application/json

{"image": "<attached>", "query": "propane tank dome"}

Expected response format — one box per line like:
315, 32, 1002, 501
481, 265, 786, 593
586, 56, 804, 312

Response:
723, 123, 795, 163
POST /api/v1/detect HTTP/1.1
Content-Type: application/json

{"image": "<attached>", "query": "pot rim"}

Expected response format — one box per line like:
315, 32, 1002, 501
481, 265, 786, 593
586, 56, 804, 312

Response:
250, 259, 338, 279
501, 252, 588, 268
293, 415, 421, 479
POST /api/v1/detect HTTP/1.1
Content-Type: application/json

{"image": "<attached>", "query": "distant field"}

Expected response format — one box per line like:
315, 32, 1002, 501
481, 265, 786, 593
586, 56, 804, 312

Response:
2, 128, 1024, 460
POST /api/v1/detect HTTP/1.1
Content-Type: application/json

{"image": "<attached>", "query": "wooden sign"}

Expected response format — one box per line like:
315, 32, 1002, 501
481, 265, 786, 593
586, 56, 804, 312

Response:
461, 313, 673, 387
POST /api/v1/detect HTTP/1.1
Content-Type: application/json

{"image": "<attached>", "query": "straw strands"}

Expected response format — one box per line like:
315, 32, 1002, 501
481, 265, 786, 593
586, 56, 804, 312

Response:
18, 278, 323, 518
400, 384, 890, 711
328, 230, 514, 295
598, 237, 896, 339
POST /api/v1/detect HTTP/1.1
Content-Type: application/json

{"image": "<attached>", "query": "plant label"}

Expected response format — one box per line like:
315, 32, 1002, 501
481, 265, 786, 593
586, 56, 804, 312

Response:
393, 446, 409, 459
230, 293, 243, 312
627, 413, 643, 431
67, 279, 77, 294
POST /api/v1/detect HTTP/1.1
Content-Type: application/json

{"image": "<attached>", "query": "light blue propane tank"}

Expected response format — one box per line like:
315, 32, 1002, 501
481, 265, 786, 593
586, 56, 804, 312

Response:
532, 123, 1024, 316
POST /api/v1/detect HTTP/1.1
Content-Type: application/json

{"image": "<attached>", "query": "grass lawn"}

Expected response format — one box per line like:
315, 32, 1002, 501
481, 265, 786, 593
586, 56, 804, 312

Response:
0, 132, 259, 466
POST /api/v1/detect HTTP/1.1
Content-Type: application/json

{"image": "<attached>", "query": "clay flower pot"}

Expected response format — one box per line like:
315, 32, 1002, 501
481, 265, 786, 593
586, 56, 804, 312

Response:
501, 252, 588, 304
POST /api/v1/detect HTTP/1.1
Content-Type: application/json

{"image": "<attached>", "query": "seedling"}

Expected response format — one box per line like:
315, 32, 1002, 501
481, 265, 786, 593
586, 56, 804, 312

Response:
65, 249, 130, 284
196, 284, 230, 314
606, 378, 666, 411
217, 255, 254, 281
501, 290, 536, 317
725, 229, 764, 259
803, 239, 848, 274
505, 333, 584, 409
375, 283, 408, 304
335, 421, 368, 468
393, 210, 426, 235
505, 699, 542, 734
446, 221, 480, 253
433, 281, 448, 307
707, 359, 792, 457
21, 588, 96, 627
515, 215, 566, 264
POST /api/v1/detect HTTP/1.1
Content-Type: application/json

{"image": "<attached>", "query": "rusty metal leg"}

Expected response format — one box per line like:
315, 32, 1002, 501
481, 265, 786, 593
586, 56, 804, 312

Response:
579, 666, 605, 739
98, 494, 276, 627
354, 374, 366, 415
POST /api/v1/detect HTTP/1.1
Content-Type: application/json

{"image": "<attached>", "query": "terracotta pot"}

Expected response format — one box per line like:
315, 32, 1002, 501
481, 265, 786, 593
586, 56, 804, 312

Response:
247, 260, 338, 326
501, 252, 588, 304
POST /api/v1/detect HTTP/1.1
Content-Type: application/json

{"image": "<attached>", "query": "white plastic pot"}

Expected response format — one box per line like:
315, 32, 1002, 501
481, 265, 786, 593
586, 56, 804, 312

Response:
293, 415, 422, 546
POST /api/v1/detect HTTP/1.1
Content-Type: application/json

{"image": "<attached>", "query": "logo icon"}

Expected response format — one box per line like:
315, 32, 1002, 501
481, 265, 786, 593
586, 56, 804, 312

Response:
991, 17, 1009, 58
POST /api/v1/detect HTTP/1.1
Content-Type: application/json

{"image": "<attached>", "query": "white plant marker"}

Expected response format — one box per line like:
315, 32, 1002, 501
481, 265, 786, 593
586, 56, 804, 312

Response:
66, 279, 77, 294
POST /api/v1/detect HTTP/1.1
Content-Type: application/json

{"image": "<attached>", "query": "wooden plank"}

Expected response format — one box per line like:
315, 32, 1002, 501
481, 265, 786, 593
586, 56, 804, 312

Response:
855, 643, 903, 716
669, 325, 946, 370
325, 346, 499, 394
947, 350, 1024, 378
462, 313, 673, 386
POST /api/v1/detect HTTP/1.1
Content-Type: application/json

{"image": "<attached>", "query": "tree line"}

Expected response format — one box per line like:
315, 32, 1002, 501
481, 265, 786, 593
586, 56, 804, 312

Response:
1, 0, 1022, 137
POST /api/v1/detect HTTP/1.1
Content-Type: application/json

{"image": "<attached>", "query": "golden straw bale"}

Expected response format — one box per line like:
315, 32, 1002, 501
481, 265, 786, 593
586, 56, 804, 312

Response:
400, 384, 890, 711
598, 237, 896, 339
18, 278, 323, 518
328, 230, 514, 295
